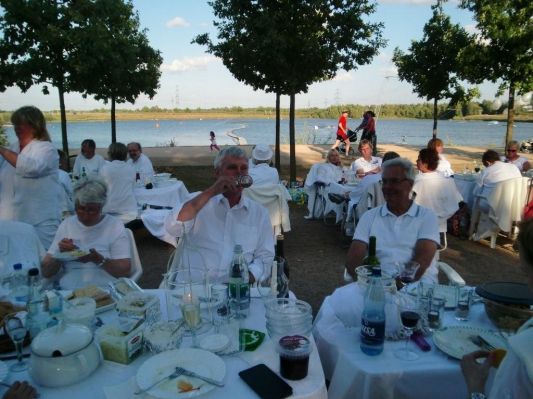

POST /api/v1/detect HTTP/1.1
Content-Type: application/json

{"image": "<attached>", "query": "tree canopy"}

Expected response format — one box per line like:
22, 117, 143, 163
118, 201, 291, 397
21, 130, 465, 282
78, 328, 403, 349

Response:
458, 0, 533, 143
392, 1, 472, 138
194, 0, 386, 181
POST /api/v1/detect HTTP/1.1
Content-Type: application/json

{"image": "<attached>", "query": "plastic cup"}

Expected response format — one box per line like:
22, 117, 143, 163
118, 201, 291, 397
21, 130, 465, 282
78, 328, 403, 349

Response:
277, 335, 312, 380
63, 297, 96, 328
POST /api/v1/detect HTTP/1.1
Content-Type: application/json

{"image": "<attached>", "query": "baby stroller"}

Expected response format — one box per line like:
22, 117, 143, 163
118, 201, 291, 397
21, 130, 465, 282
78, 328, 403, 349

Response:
339, 129, 358, 156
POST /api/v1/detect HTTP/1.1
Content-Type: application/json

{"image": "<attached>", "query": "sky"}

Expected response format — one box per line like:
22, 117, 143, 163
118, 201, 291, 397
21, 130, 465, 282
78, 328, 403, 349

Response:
0, 0, 503, 111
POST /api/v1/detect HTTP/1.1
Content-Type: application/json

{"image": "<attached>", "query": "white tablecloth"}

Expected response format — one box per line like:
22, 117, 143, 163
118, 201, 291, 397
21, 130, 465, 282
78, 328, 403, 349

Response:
134, 181, 189, 209
2, 290, 327, 399
313, 300, 498, 399
453, 174, 478, 210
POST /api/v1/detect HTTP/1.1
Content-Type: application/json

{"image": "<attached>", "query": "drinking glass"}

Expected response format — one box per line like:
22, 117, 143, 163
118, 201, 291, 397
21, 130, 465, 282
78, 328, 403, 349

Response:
257, 258, 277, 301
395, 302, 421, 361
398, 261, 420, 286
455, 287, 472, 321
4, 314, 28, 372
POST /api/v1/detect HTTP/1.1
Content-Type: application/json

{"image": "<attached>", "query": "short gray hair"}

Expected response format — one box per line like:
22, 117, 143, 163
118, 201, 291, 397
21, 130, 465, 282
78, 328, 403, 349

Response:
214, 146, 247, 169
381, 157, 416, 182
107, 142, 128, 161
74, 179, 107, 205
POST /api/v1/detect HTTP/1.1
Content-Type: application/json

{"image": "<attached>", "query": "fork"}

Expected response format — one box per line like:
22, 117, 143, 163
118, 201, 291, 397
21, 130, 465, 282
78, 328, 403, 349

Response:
134, 368, 184, 395
174, 366, 225, 387
470, 335, 495, 351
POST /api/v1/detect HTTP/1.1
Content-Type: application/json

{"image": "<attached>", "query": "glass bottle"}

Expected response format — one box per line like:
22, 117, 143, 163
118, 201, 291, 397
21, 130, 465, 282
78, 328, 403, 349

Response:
360, 267, 386, 356
363, 236, 380, 267
228, 244, 250, 319
275, 235, 289, 298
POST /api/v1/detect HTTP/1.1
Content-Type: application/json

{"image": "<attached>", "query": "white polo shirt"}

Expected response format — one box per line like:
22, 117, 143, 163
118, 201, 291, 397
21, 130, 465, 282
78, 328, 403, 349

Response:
350, 156, 382, 173
353, 202, 440, 283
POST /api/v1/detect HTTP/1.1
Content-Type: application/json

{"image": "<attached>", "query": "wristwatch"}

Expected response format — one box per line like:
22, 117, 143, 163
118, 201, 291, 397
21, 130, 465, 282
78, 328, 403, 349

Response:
98, 257, 109, 267
470, 393, 486, 399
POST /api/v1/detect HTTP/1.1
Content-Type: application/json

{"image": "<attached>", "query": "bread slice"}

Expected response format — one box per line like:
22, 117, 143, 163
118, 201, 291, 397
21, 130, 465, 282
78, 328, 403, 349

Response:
70, 285, 114, 308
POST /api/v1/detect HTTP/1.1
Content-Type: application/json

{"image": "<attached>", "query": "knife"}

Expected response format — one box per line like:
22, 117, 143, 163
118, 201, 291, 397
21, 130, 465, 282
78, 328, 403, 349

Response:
175, 367, 225, 387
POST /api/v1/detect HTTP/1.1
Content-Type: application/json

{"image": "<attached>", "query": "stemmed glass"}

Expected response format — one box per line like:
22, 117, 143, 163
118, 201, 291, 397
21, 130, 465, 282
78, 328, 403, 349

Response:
398, 261, 420, 286
4, 314, 28, 372
395, 302, 421, 361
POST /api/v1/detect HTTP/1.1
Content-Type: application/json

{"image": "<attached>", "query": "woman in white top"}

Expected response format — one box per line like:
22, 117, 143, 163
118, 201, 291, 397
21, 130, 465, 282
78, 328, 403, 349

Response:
428, 137, 454, 177
461, 219, 533, 399
41, 180, 131, 289
99, 142, 138, 223
350, 139, 381, 177
501, 140, 531, 172
0, 106, 61, 249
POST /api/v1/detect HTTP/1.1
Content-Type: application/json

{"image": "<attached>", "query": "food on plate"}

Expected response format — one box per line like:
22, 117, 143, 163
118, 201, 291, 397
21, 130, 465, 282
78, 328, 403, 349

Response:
491, 348, 507, 368
69, 285, 114, 308
0, 301, 25, 327
177, 379, 201, 393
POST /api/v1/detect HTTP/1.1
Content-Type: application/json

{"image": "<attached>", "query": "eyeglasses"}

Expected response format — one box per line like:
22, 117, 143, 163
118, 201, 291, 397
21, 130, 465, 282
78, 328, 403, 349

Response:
381, 178, 409, 185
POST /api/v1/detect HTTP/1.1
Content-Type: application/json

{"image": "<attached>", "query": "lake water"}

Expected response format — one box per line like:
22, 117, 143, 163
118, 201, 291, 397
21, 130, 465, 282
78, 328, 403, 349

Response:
4, 117, 532, 149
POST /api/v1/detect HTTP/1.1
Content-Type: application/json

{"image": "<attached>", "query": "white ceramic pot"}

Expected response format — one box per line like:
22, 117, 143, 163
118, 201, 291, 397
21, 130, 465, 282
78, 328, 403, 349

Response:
29, 321, 102, 387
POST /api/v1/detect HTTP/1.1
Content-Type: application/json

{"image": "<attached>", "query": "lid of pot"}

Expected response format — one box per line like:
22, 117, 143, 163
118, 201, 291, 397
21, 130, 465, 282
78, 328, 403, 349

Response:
31, 321, 93, 357
475, 282, 533, 305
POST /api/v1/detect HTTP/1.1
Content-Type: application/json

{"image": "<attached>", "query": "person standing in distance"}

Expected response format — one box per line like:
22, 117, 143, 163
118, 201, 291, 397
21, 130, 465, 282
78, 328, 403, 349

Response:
331, 110, 350, 157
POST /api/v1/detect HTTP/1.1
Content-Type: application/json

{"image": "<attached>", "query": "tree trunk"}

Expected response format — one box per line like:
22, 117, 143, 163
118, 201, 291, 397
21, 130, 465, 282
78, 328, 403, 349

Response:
58, 86, 70, 168
275, 93, 281, 171
432, 98, 438, 139
505, 81, 515, 144
289, 93, 296, 183
111, 96, 117, 143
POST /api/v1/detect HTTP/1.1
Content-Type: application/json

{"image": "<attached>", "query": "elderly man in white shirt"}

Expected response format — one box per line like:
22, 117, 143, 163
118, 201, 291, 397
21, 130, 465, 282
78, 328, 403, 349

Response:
127, 142, 155, 182
346, 157, 440, 283
164, 146, 274, 283
72, 139, 105, 179
475, 149, 522, 212
248, 144, 279, 185
350, 139, 382, 177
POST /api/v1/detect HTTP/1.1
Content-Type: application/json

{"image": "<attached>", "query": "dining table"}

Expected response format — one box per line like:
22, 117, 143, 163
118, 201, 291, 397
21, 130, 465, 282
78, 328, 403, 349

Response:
313, 292, 503, 399
1, 289, 327, 399
134, 180, 189, 209
453, 173, 479, 210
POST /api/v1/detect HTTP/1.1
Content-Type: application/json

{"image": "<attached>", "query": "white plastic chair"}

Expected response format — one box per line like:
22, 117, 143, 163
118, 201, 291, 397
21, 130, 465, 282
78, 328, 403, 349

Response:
438, 261, 465, 287
125, 228, 143, 282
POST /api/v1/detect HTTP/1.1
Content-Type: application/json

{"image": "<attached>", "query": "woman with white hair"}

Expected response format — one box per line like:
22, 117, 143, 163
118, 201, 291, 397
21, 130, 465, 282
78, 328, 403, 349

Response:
249, 144, 279, 185
41, 179, 131, 289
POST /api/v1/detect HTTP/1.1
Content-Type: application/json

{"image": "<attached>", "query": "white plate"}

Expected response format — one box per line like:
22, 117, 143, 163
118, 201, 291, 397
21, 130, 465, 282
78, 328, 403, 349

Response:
136, 348, 225, 398
198, 334, 230, 353
95, 301, 116, 314
433, 325, 507, 360
0, 361, 7, 382
54, 250, 89, 262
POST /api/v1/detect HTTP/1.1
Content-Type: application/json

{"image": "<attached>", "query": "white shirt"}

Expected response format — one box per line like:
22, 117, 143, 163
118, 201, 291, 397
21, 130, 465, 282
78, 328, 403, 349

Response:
99, 160, 138, 219
500, 155, 530, 172
413, 172, 462, 229
436, 154, 454, 177
353, 202, 440, 283
127, 153, 154, 182
350, 156, 382, 173
0, 220, 45, 279
0, 142, 17, 220
12, 140, 62, 227
58, 169, 74, 213
316, 163, 343, 185
47, 214, 130, 289
72, 153, 105, 179
249, 163, 279, 186
165, 194, 274, 282
475, 161, 522, 198
349, 172, 382, 204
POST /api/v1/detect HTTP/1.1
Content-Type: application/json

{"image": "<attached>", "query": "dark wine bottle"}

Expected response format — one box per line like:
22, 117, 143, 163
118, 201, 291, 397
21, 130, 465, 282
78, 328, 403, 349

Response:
362, 236, 380, 267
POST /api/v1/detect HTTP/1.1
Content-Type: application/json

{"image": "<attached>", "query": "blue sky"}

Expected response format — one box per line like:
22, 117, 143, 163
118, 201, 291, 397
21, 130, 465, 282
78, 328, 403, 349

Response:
0, 0, 502, 111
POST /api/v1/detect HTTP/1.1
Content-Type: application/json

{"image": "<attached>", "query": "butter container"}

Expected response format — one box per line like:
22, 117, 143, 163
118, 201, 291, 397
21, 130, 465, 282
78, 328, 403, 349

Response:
116, 292, 161, 324
96, 323, 144, 364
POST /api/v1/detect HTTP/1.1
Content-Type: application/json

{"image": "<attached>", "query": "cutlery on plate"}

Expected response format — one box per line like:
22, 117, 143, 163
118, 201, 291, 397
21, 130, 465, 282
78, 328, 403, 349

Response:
174, 366, 225, 387
469, 335, 495, 351
134, 368, 184, 395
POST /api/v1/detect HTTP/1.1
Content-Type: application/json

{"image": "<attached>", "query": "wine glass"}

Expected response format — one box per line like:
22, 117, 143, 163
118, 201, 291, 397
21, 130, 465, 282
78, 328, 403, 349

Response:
396, 261, 420, 289
395, 302, 421, 361
4, 314, 28, 372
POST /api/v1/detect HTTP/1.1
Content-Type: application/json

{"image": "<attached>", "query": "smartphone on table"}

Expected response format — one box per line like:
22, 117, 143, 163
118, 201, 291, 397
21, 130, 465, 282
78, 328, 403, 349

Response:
239, 363, 293, 399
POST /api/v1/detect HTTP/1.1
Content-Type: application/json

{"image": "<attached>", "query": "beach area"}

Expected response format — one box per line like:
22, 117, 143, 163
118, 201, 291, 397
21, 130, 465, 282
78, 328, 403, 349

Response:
118, 143, 532, 313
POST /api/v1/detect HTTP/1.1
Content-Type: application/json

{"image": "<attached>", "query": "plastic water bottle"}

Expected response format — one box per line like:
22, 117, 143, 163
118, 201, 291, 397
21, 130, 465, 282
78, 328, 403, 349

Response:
25, 268, 50, 338
9, 263, 29, 303
228, 244, 250, 319
360, 266, 386, 356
